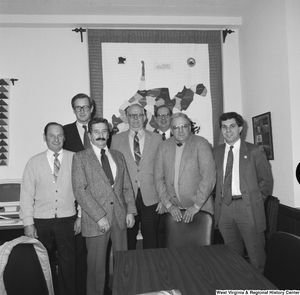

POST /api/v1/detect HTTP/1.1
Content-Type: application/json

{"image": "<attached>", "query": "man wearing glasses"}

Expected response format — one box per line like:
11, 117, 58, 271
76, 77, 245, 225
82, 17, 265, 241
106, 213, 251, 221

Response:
154, 113, 215, 225
111, 104, 162, 250
154, 105, 173, 141
63, 93, 94, 295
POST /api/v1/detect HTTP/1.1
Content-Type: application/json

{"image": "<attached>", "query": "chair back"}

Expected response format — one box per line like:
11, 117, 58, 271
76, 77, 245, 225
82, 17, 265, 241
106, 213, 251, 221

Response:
3, 243, 49, 295
264, 195, 279, 241
165, 210, 213, 248
264, 231, 300, 290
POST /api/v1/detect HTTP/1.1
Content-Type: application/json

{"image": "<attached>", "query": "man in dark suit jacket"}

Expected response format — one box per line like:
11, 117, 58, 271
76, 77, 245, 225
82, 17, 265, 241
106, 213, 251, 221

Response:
63, 93, 94, 295
72, 117, 137, 295
111, 104, 162, 250
154, 112, 215, 224
213, 112, 273, 273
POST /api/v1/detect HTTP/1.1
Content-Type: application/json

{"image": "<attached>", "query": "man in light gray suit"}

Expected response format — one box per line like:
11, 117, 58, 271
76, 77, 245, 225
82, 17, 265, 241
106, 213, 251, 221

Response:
154, 112, 216, 224
72, 117, 137, 295
111, 104, 162, 250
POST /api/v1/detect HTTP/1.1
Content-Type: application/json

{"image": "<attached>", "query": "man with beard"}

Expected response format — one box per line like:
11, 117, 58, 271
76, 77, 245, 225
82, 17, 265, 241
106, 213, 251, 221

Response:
72, 117, 137, 295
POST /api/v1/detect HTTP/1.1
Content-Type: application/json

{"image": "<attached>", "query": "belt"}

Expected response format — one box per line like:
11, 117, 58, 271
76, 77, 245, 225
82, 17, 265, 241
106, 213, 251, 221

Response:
232, 195, 242, 200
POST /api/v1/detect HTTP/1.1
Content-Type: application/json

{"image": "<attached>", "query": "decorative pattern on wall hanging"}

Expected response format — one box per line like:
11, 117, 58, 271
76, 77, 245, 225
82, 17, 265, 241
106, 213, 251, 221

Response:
0, 79, 10, 166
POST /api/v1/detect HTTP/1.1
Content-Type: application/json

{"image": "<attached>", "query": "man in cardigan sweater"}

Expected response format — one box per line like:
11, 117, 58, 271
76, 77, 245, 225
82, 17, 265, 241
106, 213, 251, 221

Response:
19, 122, 80, 295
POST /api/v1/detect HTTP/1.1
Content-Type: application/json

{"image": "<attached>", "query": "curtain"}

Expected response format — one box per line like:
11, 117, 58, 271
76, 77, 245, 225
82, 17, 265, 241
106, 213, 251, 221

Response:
88, 29, 223, 147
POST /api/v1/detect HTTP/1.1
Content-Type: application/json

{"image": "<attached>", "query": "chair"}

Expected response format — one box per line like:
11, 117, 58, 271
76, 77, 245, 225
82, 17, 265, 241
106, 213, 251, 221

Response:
165, 210, 213, 248
263, 231, 300, 290
1, 236, 54, 295
264, 195, 280, 249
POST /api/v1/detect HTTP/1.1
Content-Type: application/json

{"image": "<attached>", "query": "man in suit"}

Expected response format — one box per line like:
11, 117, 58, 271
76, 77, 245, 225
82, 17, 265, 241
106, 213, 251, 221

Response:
72, 117, 137, 295
111, 103, 162, 250
154, 112, 215, 225
213, 112, 273, 273
63, 93, 94, 295
20, 122, 80, 295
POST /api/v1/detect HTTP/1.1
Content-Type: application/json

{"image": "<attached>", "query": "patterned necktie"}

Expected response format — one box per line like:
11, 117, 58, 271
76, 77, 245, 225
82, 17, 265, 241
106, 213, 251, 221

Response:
53, 153, 60, 183
162, 132, 166, 141
134, 132, 141, 166
223, 146, 234, 205
83, 125, 91, 149
101, 149, 114, 186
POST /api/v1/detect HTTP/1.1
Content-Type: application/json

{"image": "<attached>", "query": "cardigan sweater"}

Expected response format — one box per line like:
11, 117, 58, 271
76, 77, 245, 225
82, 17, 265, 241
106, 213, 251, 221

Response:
19, 150, 76, 226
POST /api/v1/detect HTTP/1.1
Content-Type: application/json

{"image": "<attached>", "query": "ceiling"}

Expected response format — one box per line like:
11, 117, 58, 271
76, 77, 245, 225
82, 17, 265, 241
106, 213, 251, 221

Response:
0, 0, 251, 17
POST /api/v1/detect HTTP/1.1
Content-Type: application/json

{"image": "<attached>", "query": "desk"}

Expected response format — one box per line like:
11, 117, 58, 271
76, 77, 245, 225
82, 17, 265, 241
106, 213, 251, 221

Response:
0, 213, 23, 243
113, 245, 276, 295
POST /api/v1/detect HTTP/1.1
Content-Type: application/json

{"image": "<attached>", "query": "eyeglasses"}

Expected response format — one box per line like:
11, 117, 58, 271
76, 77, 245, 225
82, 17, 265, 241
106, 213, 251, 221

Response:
127, 114, 144, 119
172, 124, 190, 131
74, 105, 91, 113
156, 113, 170, 119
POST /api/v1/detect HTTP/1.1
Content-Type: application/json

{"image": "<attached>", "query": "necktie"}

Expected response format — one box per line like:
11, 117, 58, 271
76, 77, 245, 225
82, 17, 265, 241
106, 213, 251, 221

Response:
162, 132, 166, 141
101, 149, 114, 186
134, 132, 141, 166
53, 153, 60, 183
176, 142, 182, 147
83, 125, 91, 149
223, 146, 234, 205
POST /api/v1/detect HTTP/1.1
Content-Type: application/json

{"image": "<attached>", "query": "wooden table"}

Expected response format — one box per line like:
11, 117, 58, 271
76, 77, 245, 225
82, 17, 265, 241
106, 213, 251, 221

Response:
113, 244, 276, 295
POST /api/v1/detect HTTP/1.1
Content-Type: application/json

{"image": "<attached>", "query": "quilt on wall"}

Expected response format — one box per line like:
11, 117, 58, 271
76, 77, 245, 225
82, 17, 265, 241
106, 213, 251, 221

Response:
0, 79, 9, 166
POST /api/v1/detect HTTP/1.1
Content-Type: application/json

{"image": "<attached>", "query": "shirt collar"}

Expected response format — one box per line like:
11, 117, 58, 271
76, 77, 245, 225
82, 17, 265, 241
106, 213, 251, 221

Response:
225, 138, 241, 150
129, 128, 145, 137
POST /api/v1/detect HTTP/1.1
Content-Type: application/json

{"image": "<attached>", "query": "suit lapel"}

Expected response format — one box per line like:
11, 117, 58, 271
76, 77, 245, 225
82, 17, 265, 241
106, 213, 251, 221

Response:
239, 140, 249, 184
122, 130, 136, 166
86, 148, 111, 186
179, 136, 193, 177
140, 130, 152, 165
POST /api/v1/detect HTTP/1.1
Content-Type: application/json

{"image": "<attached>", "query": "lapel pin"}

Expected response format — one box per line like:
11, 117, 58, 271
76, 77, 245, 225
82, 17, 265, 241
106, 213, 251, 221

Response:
244, 155, 248, 159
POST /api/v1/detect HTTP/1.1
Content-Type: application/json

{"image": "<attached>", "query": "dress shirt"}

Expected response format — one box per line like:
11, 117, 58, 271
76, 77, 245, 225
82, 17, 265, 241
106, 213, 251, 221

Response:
76, 121, 88, 144
46, 149, 63, 176
129, 129, 145, 159
223, 139, 242, 196
158, 129, 172, 140
91, 143, 117, 180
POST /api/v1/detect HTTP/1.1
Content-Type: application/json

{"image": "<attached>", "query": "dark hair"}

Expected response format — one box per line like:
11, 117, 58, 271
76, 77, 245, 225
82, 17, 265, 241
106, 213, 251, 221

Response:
88, 117, 110, 133
219, 112, 244, 128
44, 122, 65, 136
71, 93, 93, 109
154, 105, 173, 117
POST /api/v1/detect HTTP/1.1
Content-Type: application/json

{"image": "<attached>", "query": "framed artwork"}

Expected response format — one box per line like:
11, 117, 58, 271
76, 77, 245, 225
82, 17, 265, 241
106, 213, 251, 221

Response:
252, 112, 274, 160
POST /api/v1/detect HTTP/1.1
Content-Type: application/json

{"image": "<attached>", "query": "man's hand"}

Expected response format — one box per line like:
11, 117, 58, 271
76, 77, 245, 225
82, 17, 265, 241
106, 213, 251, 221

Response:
183, 205, 200, 223
168, 205, 182, 222
74, 217, 82, 235
97, 216, 110, 234
24, 224, 38, 238
155, 202, 167, 214
126, 214, 135, 228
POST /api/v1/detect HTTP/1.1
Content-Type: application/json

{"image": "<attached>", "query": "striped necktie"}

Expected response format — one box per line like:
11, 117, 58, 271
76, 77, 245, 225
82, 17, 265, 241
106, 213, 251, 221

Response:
53, 153, 60, 183
134, 132, 141, 166
222, 146, 234, 205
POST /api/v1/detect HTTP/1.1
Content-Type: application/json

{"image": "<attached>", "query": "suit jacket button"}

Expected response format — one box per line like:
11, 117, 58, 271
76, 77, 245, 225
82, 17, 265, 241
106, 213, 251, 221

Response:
110, 202, 113, 205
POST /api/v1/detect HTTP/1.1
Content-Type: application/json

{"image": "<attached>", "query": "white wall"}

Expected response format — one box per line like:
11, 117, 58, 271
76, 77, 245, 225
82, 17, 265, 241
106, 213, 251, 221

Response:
0, 28, 90, 179
240, 0, 300, 206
